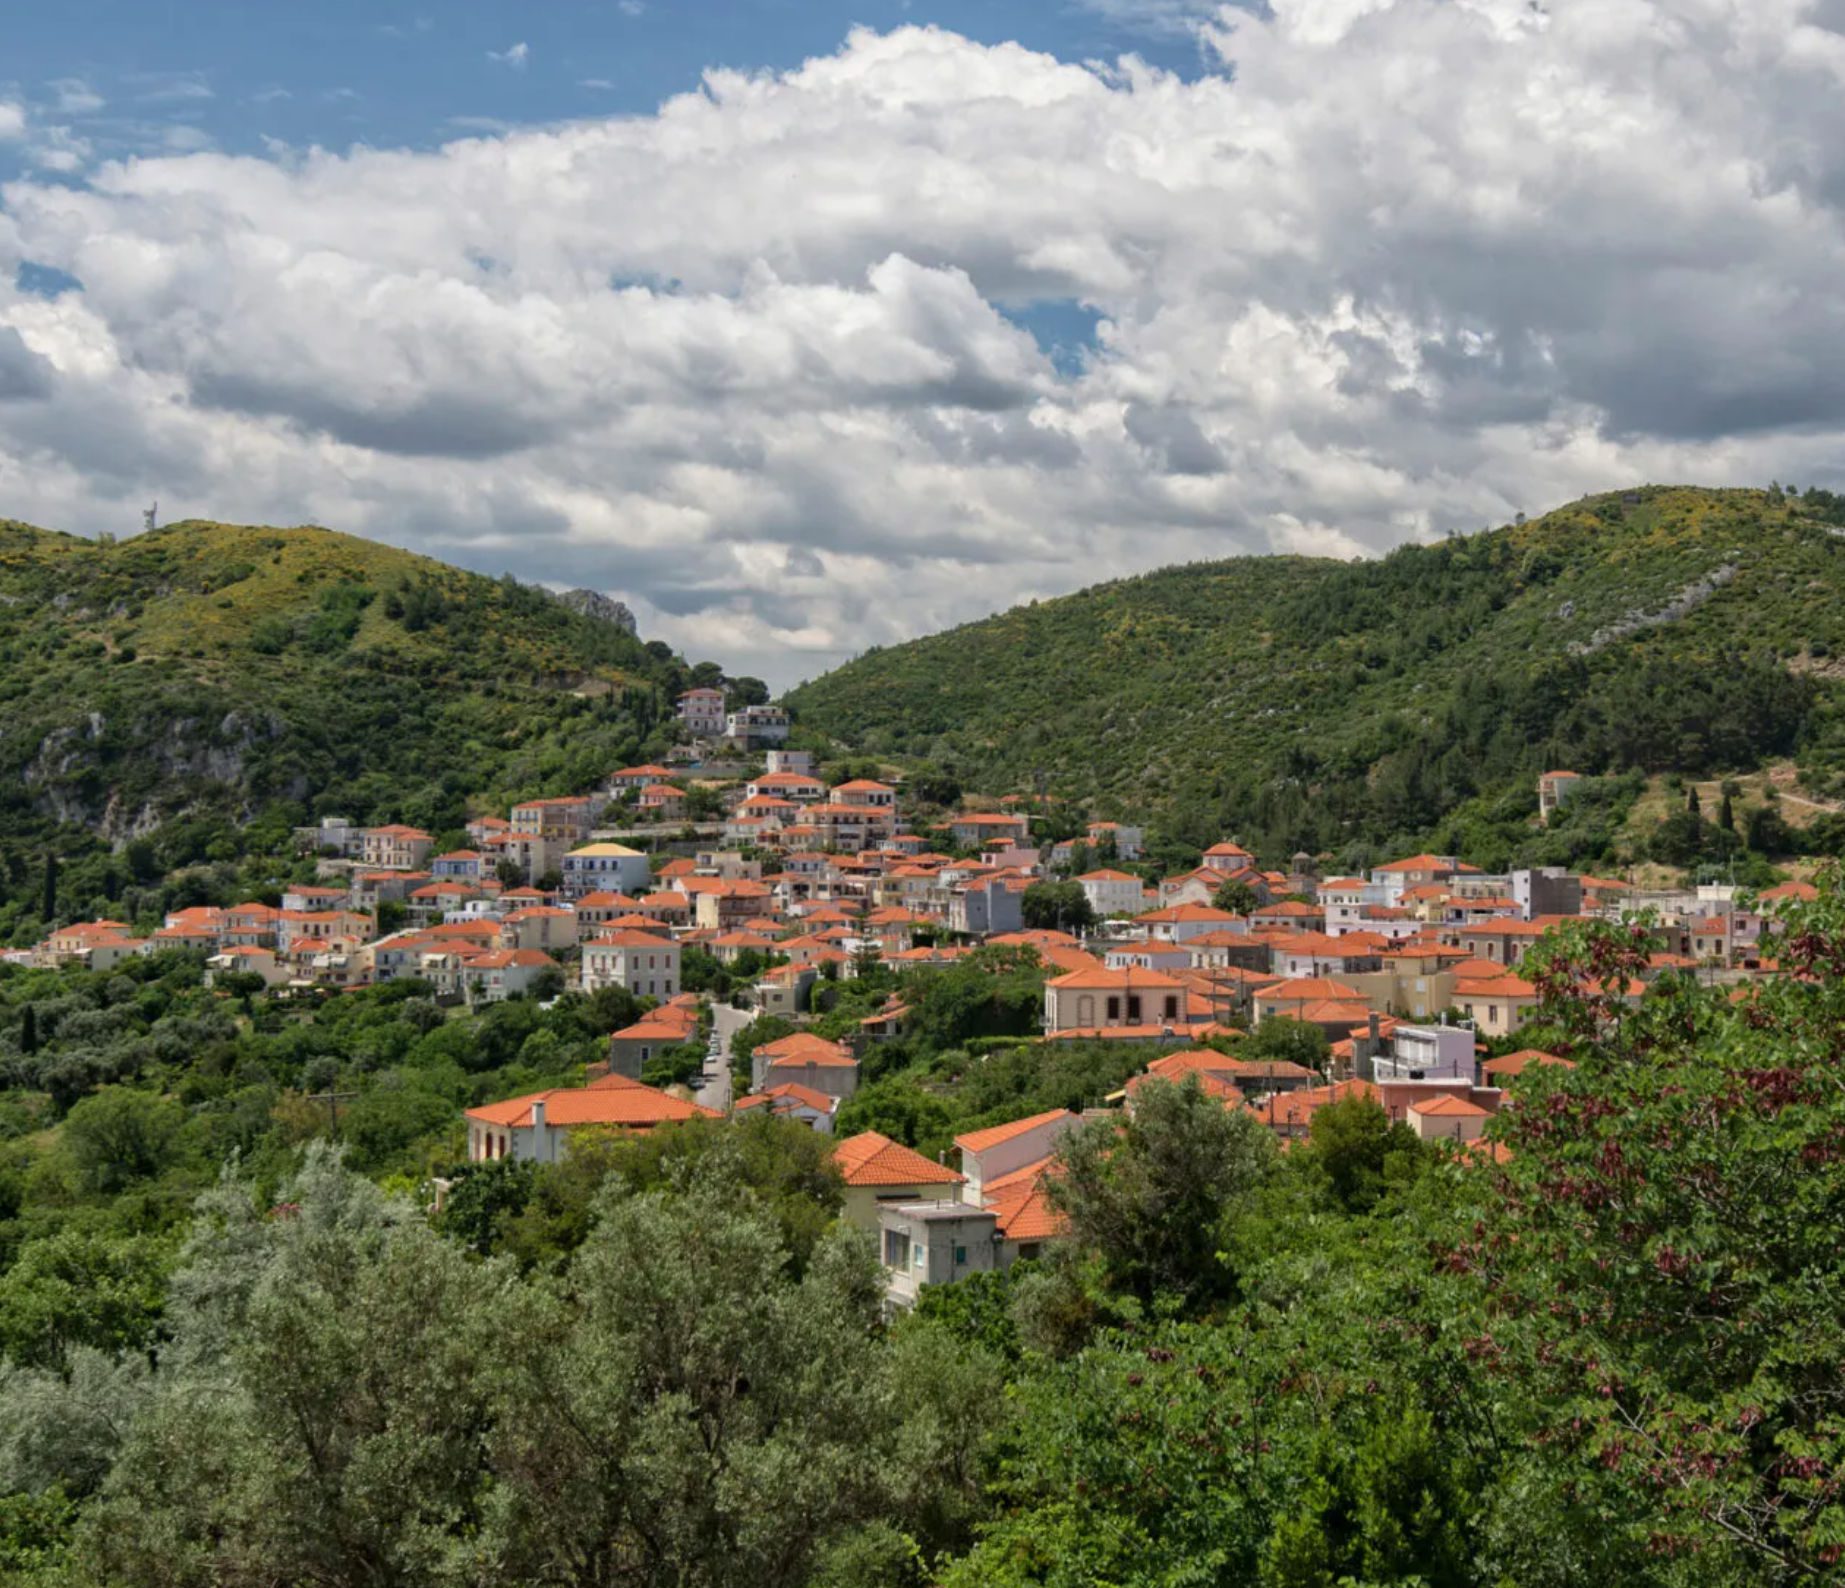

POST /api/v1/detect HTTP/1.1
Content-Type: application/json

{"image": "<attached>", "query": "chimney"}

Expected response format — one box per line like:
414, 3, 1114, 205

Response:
530, 1097, 546, 1137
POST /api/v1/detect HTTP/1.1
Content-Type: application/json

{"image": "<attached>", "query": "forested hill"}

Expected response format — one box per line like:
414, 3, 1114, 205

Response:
786, 486, 1845, 861
0, 520, 711, 917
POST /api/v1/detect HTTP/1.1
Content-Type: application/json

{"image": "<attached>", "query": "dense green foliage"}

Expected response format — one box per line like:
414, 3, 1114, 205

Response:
0, 952, 646, 1256
789, 486, 1845, 867
0, 518, 721, 943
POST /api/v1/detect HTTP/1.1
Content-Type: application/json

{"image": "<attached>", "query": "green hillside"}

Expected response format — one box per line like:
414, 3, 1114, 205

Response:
787, 486, 1845, 866
0, 519, 700, 935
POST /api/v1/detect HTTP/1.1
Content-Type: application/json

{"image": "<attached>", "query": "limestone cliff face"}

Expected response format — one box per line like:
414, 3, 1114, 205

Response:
554, 589, 637, 634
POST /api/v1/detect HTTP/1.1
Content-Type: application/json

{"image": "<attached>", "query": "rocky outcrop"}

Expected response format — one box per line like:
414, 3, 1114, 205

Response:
21, 708, 286, 835
554, 588, 637, 633
1568, 561, 1740, 655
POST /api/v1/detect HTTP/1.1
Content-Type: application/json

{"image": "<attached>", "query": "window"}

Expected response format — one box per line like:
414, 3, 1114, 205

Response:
1018, 1243, 1042, 1261
954, 1245, 967, 1266
1126, 995, 1142, 1022
1489, 1006, 1500, 1024
883, 1230, 909, 1268
1163, 996, 1178, 1019
1105, 996, 1120, 1021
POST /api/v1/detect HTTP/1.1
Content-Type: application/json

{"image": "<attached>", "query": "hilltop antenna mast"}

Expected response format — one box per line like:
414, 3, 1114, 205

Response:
142, 501, 158, 533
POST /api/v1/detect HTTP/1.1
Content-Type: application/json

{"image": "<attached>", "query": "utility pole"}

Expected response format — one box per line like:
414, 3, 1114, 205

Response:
304, 1087, 360, 1134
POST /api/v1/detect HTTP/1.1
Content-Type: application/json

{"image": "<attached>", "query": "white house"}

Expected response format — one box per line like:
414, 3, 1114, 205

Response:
726, 705, 791, 745
466, 1074, 717, 1163
457, 948, 557, 1003
878, 1201, 1002, 1309
1372, 1023, 1477, 1084
559, 842, 652, 901
581, 930, 682, 999
677, 687, 728, 736
1075, 868, 1145, 917
954, 1109, 1078, 1204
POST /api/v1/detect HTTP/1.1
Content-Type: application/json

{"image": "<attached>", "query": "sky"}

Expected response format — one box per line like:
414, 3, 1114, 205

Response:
3, 0, 1845, 687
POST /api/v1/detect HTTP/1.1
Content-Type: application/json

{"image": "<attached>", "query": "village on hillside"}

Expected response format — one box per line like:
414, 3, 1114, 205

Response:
17, 696, 1821, 1307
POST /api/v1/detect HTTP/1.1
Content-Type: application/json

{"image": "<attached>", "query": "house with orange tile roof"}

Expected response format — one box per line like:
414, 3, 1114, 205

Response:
205, 945, 291, 989
276, 908, 373, 960
1104, 940, 1196, 978
1197, 840, 1253, 871
834, 777, 899, 809
634, 890, 694, 927
1407, 1093, 1491, 1142
947, 873, 1028, 937
1135, 901, 1243, 944
708, 928, 780, 964
1370, 853, 1461, 905
1536, 770, 1584, 823
733, 1081, 839, 1132
606, 1003, 702, 1079
1250, 975, 1366, 1027
636, 783, 687, 818
608, 764, 678, 793
1159, 864, 1263, 908
360, 824, 434, 871
35, 920, 138, 968
1246, 1078, 1381, 1141
833, 1130, 965, 1229
1247, 898, 1326, 933
465, 1072, 718, 1163
1450, 915, 1572, 966
954, 1109, 1078, 1201
752, 1031, 860, 1099
745, 770, 827, 803
1085, 821, 1144, 860
692, 879, 775, 932
983, 1155, 1066, 1262
1266, 930, 1385, 980
498, 906, 580, 954
1451, 972, 1540, 1038
582, 930, 681, 1000
407, 881, 482, 925
1115, 1050, 1259, 1110
512, 793, 605, 841
573, 890, 645, 929
1183, 930, 1275, 974
430, 848, 489, 882
458, 948, 559, 1004
948, 811, 1031, 849
1480, 1049, 1575, 1084
1043, 964, 1188, 1036
676, 686, 728, 737
1075, 867, 1146, 917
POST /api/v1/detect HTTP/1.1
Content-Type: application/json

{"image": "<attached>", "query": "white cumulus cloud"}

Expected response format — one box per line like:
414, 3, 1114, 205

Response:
1, 7, 1844, 684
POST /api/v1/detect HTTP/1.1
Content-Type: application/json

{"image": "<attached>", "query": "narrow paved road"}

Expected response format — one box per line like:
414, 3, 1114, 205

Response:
694, 1002, 753, 1113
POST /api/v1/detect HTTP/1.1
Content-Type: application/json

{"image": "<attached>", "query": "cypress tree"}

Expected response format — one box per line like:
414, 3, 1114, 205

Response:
19, 1005, 37, 1056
